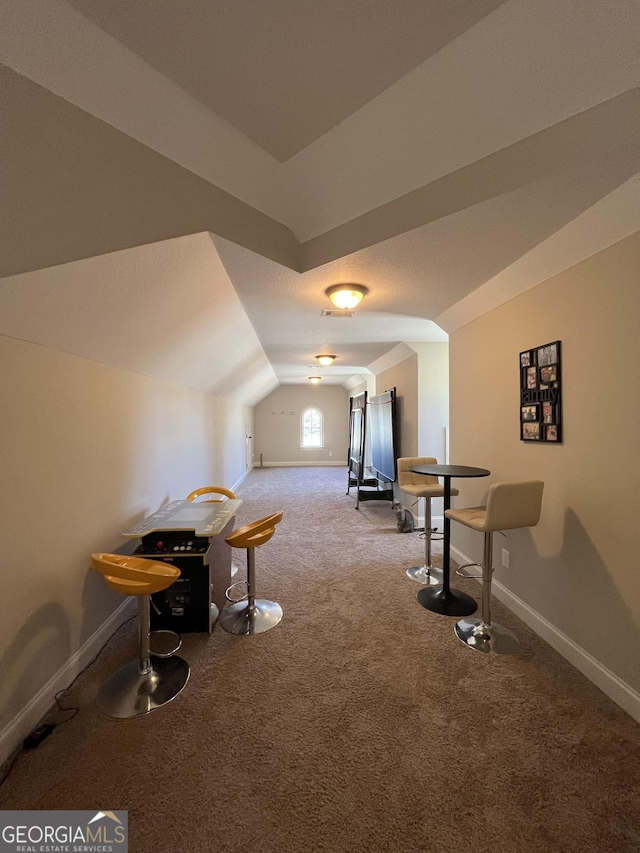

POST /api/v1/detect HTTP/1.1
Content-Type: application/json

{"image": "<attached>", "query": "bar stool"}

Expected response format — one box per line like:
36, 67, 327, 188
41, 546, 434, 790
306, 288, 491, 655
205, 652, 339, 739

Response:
186, 485, 237, 502
445, 480, 544, 655
90, 553, 190, 718
397, 457, 459, 585
187, 485, 240, 577
218, 511, 283, 636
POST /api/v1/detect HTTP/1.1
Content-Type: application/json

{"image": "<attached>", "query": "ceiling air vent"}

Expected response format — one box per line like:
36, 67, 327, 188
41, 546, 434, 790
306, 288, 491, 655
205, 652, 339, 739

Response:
321, 309, 356, 317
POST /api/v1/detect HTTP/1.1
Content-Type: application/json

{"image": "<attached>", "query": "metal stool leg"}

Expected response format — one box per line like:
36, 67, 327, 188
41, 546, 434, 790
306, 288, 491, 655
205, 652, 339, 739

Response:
96, 595, 190, 718
454, 532, 519, 655
219, 547, 283, 635
406, 497, 442, 585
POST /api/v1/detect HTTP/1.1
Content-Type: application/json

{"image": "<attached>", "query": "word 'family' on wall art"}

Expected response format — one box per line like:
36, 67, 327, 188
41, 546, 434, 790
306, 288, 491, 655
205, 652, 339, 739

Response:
519, 340, 562, 443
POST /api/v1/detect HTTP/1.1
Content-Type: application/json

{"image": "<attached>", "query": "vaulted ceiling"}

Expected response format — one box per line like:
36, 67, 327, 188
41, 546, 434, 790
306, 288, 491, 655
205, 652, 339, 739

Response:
1, 0, 639, 403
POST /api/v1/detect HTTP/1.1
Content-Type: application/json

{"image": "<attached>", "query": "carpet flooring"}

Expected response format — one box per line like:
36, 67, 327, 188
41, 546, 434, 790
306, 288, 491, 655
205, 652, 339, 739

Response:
1, 466, 639, 852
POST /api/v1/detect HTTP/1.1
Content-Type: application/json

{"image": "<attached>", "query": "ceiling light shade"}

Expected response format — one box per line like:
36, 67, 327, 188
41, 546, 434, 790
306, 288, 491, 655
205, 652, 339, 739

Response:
308, 376, 322, 384
316, 354, 337, 366
325, 284, 368, 311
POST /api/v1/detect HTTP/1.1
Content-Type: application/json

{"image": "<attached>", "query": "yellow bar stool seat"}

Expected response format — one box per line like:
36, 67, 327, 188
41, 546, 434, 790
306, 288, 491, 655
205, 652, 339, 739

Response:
445, 480, 544, 655
187, 485, 242, 577
218, 512, 283, 636
397, 457, 459, 585
186, 485, 237, 502
90, 553, 190, 718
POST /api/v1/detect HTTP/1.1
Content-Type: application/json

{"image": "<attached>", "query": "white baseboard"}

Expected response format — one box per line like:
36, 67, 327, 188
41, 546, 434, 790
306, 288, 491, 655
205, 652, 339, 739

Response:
412, 514, 443, 530
0, 599, 135, 765
255, 461, 346, 468
450, 545, 640, 724
231, 468, 251, 493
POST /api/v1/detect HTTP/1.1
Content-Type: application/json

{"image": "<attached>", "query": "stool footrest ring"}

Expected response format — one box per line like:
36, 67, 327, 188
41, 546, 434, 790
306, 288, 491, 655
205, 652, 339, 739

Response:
149, 630, 182, 658
225, 579, 249, 603
418, 531, 443, 542
455, 562, 483, 578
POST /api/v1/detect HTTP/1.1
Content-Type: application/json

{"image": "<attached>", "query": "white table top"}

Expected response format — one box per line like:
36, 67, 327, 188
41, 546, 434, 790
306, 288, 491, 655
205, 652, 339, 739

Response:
122, 499, 243, 538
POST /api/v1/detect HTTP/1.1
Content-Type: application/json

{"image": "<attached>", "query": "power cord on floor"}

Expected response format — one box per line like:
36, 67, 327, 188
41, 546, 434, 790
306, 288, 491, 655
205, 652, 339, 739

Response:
417, 528, 442, 539
0, 613, 137, 791
0, 747, 22, 790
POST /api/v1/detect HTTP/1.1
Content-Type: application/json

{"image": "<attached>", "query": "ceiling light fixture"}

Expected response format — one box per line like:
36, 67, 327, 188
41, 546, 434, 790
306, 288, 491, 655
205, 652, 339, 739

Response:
315, 354, 337, 366
308, 376, 322, 384
325, 284, 368, 311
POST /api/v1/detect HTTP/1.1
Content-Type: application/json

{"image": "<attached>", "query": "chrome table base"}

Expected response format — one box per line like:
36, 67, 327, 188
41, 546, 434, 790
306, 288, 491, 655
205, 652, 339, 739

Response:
218, 599, 283, 635
97, 655, 190, 719
454, 618, 520, 655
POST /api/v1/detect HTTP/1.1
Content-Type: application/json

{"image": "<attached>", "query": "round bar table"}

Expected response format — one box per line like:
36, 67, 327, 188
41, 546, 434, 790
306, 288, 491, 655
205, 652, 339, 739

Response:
409, 463, 490, 617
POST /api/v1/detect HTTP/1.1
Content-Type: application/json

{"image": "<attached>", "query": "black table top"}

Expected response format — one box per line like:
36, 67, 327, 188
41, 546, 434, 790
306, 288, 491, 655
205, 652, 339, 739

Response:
408, 463, 490, 478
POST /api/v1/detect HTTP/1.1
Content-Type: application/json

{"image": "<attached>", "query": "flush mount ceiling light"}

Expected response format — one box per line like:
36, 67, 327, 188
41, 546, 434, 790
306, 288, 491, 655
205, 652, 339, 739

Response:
325, 284, 368, 311
315, 354, 337, 366
308, 376, 322, 384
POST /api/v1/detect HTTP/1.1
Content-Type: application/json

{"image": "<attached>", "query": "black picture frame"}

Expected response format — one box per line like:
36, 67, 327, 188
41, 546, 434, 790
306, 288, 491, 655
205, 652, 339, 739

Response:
519, 340, 562, 443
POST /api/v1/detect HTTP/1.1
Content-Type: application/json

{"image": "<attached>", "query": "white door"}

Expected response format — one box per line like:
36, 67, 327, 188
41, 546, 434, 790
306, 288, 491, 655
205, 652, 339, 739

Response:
245, 423, 253, 470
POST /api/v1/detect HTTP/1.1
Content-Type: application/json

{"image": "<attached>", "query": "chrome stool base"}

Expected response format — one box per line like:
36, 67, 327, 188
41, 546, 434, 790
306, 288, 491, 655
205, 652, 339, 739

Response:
406, 564, 442, 585
219, 599, 283, 635
454, 618, 519, 655
97, 655, 190, 718
404, 495, 443, 586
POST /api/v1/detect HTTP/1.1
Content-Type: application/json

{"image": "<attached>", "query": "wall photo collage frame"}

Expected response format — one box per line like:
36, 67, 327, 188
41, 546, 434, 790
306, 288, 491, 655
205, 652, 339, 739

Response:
519, 340, 562, 443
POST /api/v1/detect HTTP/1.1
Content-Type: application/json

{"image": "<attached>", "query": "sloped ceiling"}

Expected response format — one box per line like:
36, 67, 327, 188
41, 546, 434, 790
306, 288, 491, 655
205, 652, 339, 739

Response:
1, 0, 639, 403
65, 0, 508, 162
0, 234, 278, 406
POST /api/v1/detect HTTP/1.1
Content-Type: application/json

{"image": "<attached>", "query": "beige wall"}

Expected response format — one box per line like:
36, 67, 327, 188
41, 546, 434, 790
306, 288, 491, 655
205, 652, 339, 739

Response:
448, 232, 640, 695
254, 384, 349, 465
348, 379, 371, 398
0, 335, 251, 752
411, 342, 450, 464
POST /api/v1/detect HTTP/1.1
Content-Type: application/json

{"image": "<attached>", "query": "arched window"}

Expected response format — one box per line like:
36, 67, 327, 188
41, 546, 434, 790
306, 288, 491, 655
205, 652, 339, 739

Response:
301, 407, 323, 448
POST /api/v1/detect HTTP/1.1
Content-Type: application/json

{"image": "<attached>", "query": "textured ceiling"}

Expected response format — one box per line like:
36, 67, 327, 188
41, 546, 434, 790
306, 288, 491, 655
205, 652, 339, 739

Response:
1, 0, 639, 401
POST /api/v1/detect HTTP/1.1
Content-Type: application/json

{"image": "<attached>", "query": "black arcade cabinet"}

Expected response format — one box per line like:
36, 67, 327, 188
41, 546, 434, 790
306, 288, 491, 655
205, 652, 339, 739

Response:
122, 499, 242, 633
